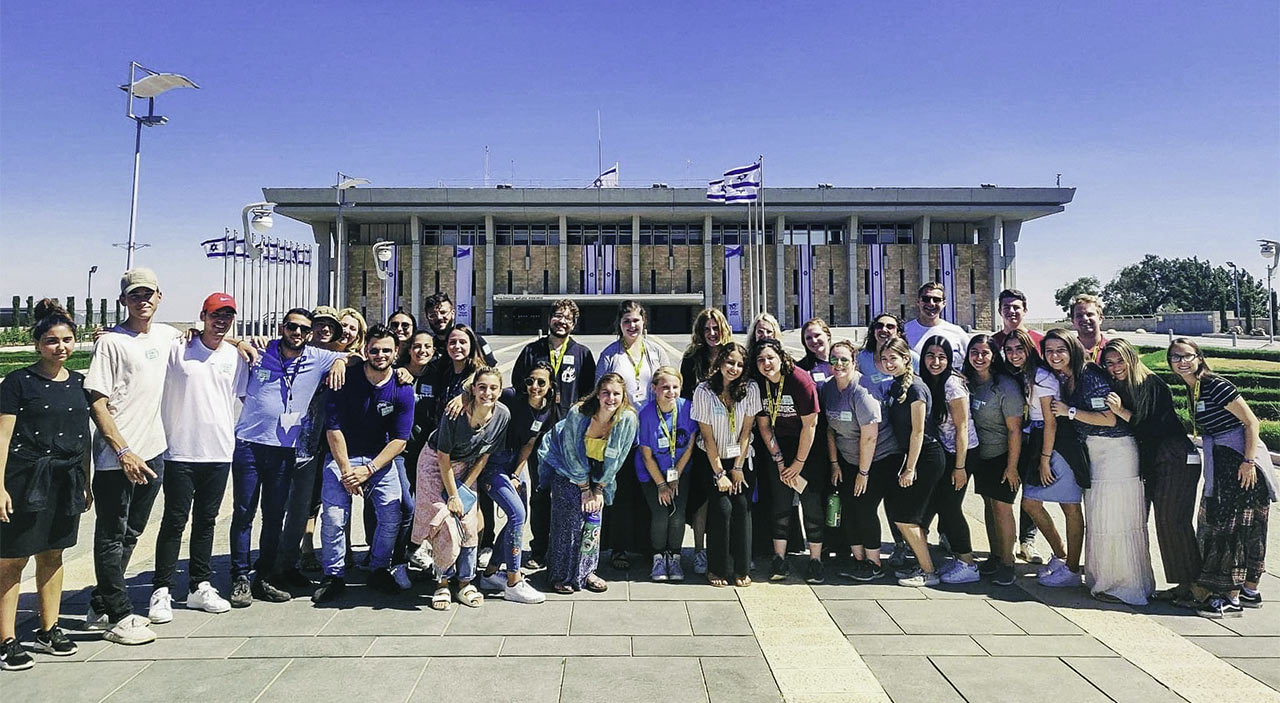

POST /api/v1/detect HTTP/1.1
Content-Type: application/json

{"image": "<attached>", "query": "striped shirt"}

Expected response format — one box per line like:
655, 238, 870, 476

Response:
691, 381, 763, 458
1194, 375, 1242, 436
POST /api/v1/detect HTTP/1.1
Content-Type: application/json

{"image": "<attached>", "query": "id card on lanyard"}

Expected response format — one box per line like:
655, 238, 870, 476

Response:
723, 403, 741, 458
658, 406, 679, 483
279, 353, 304, 431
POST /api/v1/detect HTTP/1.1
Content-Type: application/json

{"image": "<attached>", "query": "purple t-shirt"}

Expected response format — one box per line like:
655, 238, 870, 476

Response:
633, 397, 698, 482
325, 363, 415, 459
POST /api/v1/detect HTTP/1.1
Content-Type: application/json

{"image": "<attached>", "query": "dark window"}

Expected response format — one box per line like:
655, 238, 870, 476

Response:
793, 269, 799, 294
828, 269, 834, 295
863, 304, 870, 324
496, 225, 512, 246
688, 225, 704, 245
361, 270, 367, 295
898, 269, 905, 295
543, 270, 549, 294
507, 270, 513, 294
579, 270, 585, 293
686, 270, 693, 293
897, 224, 913, 244
864, 269, 870, 295
934, 268, 941, 284
969, 268, 976, 294
434, 270, 440, 291
650, 270, 657, 293
830, 304, 835, 322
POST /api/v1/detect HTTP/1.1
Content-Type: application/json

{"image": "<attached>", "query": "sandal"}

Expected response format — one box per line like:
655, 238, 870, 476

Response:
735, 575, 752, 588
583, 574, 609, 593
552, 583, 575, 595
707, 572, 729, 588
430, 585, 452, 611
611, 551, 631, 571
456, 583, 483, 608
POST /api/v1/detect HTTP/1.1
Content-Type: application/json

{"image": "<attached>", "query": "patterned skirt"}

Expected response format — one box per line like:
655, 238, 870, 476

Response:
547, 473, 602, 589
1196, 442, 1270, 593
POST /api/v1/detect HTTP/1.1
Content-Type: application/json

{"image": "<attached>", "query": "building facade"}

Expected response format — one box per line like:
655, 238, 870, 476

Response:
263, 186, 1074, 334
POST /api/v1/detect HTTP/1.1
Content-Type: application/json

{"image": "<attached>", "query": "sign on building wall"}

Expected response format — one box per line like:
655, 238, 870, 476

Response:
725, 245, 743, 331
869, 243, 885, 317
939, 244, 957, 324
455, 245, 473, 326
798, 244, 814, 324
602, 245, 616, 294
585, 245, 598, 294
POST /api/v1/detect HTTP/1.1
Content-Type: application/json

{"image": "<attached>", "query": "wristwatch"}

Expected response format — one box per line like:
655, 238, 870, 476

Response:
713, 471, 726, 481
1067, 407, 1077, 421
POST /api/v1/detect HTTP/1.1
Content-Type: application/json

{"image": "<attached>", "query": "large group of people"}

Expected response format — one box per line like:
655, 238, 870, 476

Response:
0, 269, 1276, 672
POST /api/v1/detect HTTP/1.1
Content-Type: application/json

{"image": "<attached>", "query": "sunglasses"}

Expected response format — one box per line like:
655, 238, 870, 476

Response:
525, 378, 549, 388
390, 321, 412, 329
920, 296, 944, 304
284, 322, 312, 334
829, 357, 853, 366
873, 322, 897, 330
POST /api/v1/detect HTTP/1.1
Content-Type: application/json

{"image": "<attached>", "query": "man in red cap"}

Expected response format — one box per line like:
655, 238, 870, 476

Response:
148, 293, 248, 625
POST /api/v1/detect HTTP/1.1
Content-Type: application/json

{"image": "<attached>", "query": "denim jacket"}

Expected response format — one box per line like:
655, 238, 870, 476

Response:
538, 406, 639, 505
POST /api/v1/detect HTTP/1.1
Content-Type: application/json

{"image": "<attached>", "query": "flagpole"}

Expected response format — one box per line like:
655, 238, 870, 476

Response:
597, 110, 603, 190
758, 156, 767, 320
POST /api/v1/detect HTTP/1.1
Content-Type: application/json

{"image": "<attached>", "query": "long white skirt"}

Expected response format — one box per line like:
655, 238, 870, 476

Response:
1083, 434, 1155, 605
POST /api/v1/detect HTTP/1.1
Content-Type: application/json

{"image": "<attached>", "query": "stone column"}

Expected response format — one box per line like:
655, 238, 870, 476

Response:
1001, 219, 1021, 289
703, 214, 714, 308
775, 215, 786, 327
410, 215, 421, 315
980, 217, 1003, 328
559, 215, 568, 294
847, 214, 859, 325
484, 215, 495, 333
917, 215, 932, 289
632, 214, 642, 293
312, 222, 332, 306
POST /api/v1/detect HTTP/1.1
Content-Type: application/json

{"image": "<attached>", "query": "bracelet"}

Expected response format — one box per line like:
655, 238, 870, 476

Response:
796, 456, 809, 463
955, 467, 966, 471
1041, 453, 1052, 458
858, 470, 870, 476
579, 484, 592, 493
713, 471, 726, 481
115, 446, 131, 459
657, 481, 668, 487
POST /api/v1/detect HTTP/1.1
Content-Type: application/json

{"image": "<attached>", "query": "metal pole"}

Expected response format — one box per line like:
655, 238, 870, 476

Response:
222, 228, 230, 293
758, 155, 767, 318
1269, 266, 1275, 344
125, 112, 144, 270
335, 173, 346, 309
1233, 268, 1241, 319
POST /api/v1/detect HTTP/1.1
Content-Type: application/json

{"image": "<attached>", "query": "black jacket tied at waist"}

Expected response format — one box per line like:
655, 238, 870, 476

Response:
7, 450, 86, 515
1020, 420, 1092, 490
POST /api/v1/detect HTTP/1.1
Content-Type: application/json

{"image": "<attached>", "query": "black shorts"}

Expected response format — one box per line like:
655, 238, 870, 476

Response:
885, 441, 945, 525
972, 452, 1017, 504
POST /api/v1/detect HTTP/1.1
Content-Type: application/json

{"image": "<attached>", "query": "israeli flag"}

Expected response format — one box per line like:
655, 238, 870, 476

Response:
723, 162, 760, 203
591, 162, 619, 188
706, 179, 726, 202
201, 236, 229, 258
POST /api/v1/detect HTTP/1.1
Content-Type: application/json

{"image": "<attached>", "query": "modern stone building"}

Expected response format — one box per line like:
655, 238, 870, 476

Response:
263, 186, 1074, 334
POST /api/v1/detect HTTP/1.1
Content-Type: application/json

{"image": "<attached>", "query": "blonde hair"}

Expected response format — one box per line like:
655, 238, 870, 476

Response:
338, 307, 368, 352
650, 365, 683, 388
688, 308, 735, 352
748, 312, 781, 342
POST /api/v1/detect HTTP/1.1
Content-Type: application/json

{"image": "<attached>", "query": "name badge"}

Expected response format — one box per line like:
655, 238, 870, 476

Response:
1188, 451, 1202, 465
839, 410, 853, 422
563, 355, 575, 365
482, 343, 493, 356
1195, 400, 1206, 413
1089, 397, 1106, 410
377, 402, 394, 417
256, 368, 271, 383
422, 386, 434, 398
279, 412, 302, 431
657, 436, 670, 449
665, 468, 679, 483
811, 372, 828, 384
605, 445, 621, 459
971, 399, 986, 411
724, 444, 742, 459
530, 420, 543, 433
146, 348, 159, 360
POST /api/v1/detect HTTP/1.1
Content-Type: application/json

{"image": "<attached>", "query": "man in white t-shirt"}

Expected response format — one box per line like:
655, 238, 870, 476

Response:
904, 281, 968, 367
148, 293, 249, 625
83, 268, 183, 646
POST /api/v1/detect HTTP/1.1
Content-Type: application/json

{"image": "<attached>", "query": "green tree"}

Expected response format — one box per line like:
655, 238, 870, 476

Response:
1101, 255, 1230, 316
1054, 276, 1101, 313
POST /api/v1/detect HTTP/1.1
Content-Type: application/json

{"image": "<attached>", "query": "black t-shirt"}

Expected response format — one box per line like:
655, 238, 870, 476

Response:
431, 330, 499, 367
404, 367, 437, 463
1, 368, 90, 465
512, 336, 596, 417
1195, 374, 1242, 436
680, 348, 715, 401
499, 387, 558, 452
885, 376, 940, 448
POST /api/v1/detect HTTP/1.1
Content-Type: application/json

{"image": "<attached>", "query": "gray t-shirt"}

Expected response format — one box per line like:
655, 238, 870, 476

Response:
430, 403, 510, 462
968, 374, 1024, 460
821, 379, 885, 465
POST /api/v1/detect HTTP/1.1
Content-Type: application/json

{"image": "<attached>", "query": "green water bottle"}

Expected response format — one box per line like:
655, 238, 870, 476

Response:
825, 492, 841, 528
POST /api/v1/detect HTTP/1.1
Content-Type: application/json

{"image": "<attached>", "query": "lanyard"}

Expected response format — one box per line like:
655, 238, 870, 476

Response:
727, 402, 737, 437
657, 403, 678, 468
1189, 380, 1200, 438
549, 337, 570, 377
767, 380, 783, 425
279, 351, 304, 409
626, 339, 646, 380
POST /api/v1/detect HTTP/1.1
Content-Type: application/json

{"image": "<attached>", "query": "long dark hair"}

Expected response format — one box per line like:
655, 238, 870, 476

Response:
443, 323, 486, 374
962, 333, 1006, 385
862, 312, 905, 353
518, 360, 561, 411
920, 335, 964, 427
1042, 327, 1086, 396
1000, 328, 1042, 400
32, 298, 76, 341
396, 329, 434, 369
707, 342, 752, 403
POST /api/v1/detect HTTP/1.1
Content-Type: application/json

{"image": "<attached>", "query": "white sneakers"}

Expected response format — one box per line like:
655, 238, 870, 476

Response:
666, 554, 685, 582
409, 543, 434, 572
187, 582, 232, 614
478, 571, 510, 593
1038, 559, 1082, 588
940, 560, 981, 584
504, 578, 546, 604
148, 588, 174, 624
650, 554, 668, 582
104, 614, 156, 646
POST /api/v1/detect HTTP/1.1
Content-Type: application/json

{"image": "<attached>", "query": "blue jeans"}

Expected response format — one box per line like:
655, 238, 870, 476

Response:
320, 456, 402, 577
230, 441, 295, 578
481, 464, 527, 573
363, 456, 415, 564
446, 545, 477, 583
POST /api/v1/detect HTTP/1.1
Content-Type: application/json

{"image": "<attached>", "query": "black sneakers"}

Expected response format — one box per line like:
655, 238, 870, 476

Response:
1240, 588, 1263, 608
0, 638, 33, 671
273, 568, 314, 591
367, 568, 400, 595
230, 575, 253, 608
31, 626, 77, 656
769, 555, 790, 581
804, 559, 825, 584
251, 576, 293, 603
312, 575, 347, 603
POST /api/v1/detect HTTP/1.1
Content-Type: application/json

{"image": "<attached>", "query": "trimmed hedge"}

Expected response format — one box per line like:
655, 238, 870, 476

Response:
1137, 345, 1280, 362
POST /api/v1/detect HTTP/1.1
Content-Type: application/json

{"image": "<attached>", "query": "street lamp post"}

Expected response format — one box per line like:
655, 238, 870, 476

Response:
121, 62, 199, 270
371, 241, 395, 322
1226, 261, 1241, 321
242, 202, 276, 335
87, 265, 98, 326
334, 173, 370, 309
1259, 240, 1279, 343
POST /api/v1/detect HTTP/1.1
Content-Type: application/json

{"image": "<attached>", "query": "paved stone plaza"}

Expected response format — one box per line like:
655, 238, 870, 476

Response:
4, 331, 1278, 702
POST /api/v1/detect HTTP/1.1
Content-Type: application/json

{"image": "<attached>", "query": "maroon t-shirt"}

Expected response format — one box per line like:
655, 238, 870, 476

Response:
757, 366, 820, 439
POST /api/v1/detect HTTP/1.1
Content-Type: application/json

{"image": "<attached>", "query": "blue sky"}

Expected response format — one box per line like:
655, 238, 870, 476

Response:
2, 1, 1277, 323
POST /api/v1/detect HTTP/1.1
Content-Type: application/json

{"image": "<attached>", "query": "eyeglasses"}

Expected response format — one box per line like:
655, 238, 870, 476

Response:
920, 296, 944, 304
390, 322, 412, 329
1170, 353, 1197, 363
873, 322, 897, 330
829, 357, 853, 366
525, 378, 549, 388
284, 322, 312, 334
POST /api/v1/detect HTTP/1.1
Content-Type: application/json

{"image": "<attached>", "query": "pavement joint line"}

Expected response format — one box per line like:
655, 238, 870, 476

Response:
251, 657, 292, 703
402, 658, 432, 703
736, 581, 891, 702
99, 658, 153, 703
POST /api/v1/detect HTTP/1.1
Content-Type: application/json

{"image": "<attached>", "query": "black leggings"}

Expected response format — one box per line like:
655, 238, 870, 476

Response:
640, 470, 691, 553
924, 449, 975, 554
695, 451, 752, 578
763, 434, 827, 545
837, 453, 904, 552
